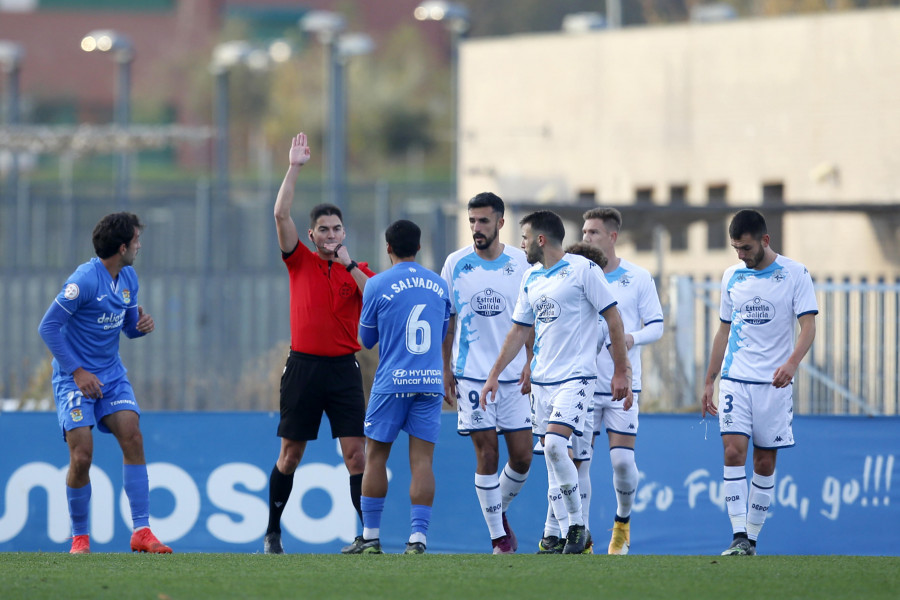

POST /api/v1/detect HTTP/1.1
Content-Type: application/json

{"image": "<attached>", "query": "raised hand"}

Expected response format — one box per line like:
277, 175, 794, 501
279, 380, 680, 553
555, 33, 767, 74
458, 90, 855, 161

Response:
289, 133, 311, 167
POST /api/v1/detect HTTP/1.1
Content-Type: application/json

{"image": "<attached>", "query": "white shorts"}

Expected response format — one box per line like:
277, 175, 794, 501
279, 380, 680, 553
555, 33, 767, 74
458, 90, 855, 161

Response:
593, 392, 640, 438
718, 379, 795, 449
456, 378, 532, 435
531, 377, 594, 438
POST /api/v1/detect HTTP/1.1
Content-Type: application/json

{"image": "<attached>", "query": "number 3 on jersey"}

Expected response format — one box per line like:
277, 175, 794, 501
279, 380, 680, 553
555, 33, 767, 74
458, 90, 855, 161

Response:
405, 304, 431, 355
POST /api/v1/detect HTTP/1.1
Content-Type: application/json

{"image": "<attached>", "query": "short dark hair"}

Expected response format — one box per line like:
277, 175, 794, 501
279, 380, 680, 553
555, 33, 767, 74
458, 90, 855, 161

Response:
729, 209, 767, 240
386, 219, 421, 259
309, 203, 343, 228
582, 207, 622, 233
565, 241, 608, 269
468, 192, 505, 216
92, 212, 143, 259
519, 210, 565, 246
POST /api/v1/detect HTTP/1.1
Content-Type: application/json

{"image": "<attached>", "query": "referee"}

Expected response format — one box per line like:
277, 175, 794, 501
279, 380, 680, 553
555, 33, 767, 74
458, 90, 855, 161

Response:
264, 132, 375, 554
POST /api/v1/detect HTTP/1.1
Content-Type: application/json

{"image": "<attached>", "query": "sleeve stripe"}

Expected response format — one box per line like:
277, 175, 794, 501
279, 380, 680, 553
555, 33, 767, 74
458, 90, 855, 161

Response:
54, 298, 74, 315
643, 319, 664, 325
797, 310, 819, 318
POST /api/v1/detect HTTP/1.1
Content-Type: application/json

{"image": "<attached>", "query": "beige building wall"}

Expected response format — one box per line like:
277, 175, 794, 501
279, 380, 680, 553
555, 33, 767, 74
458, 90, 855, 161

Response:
457, 8, 900, 279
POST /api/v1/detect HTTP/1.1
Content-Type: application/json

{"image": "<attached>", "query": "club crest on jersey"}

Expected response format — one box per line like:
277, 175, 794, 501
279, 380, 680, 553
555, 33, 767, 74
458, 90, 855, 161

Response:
70, 408, 83, 422
740, 296, 775, 325
534, 296, 561, 323
555, 266, 573, 280
503, 263, 517, 275
472, 288, 507, 317
618, 274, 632, 287
63, 283, 79, 300
122, 289, 131, 304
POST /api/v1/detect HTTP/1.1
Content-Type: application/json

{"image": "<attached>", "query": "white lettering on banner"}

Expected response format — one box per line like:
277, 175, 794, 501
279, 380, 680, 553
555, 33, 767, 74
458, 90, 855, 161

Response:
118, 463, 199, 541
632, 472, 674, 512
206, 463, 268, 544
776, 475, 809, 521
0, 456, 390, 546
683, 469, 725, 510
0, 463, 115, 544
820, 454, 894, 521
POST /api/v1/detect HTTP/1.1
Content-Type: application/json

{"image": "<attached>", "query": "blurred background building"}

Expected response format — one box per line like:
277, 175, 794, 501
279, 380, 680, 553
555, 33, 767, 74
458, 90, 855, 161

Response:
1, 0, 897, 416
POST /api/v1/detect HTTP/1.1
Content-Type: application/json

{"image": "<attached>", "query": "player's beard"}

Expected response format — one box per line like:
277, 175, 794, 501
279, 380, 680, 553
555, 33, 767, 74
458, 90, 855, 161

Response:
472, 228, 498, 250
743, 245, 765, 269
525, 239, 543, 265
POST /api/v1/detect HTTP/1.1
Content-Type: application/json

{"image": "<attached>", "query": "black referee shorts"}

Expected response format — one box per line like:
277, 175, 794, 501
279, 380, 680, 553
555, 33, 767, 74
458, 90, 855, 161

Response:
277, 350, 365, 441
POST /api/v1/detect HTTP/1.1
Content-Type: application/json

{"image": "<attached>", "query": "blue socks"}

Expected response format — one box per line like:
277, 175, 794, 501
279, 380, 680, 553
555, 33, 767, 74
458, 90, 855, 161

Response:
123, 464, 150, 530
67, 483, 91, 536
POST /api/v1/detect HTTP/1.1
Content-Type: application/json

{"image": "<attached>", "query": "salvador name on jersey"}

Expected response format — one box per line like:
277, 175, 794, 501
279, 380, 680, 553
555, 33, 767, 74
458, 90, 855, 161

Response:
596, 259, 664, 393
52, 257, 139, 380
360, 262, 451, 395
440, 244, 528, 382
512, 253, 617, 384
719, 254, 818, 384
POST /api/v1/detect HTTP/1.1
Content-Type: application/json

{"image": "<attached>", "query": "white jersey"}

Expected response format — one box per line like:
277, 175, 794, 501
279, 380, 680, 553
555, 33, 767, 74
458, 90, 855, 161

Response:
441, 244, 529, 382
513, 253, 617, 385
596, 259, 664, 393
718, 254, 818, 384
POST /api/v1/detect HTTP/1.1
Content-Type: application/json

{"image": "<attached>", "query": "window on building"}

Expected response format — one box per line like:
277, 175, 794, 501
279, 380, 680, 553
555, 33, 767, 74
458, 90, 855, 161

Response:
577, 188, 596, 202
669, 185, 688, 251
707, 184, 728, 249
762, 182, 784, 251
634, 187, 654, 251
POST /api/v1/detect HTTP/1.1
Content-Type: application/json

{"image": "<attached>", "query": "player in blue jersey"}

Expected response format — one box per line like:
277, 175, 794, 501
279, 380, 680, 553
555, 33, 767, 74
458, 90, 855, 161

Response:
37, 212, 172, 555
582, 207, 664, 554
343, 220, 451, 555
702, 209, 817, 556
481, 210, 630, 554
440, 192, 533, 554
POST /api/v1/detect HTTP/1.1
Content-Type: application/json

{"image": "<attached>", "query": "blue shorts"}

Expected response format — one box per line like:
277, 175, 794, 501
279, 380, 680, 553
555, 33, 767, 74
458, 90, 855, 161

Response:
53, 375, 140, 438
365, 392, 443, 444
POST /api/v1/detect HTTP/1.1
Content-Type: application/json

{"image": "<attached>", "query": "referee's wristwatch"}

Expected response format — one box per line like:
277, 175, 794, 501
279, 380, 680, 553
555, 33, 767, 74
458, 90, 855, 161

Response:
346, 260, 358, 272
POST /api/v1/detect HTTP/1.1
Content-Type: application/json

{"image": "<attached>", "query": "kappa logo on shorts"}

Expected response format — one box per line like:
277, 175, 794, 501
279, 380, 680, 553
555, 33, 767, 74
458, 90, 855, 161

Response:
576, 401, 583, 410
70, 408, 84, 422
554, 411, 562, 418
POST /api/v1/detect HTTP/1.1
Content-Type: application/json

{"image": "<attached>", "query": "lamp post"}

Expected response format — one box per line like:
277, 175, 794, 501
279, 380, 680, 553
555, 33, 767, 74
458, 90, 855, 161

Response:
81, 29, 134, 210
330, 32, 373, 213
211, 41, 253, 205
414, 1, 470, 204
0, 40, 24, 264
301, 10, 346, 210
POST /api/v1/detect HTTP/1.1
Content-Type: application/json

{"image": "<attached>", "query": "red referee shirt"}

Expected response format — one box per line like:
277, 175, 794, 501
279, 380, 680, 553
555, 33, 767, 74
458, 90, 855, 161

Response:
283, 242, 375, 356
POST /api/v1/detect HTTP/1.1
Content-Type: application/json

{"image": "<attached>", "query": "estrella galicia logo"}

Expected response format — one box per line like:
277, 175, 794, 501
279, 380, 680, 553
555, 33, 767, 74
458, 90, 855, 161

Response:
534, 295, 561, 323
741, 297, 776, 325
471, 288, 507, 317
392, 369, 408, 378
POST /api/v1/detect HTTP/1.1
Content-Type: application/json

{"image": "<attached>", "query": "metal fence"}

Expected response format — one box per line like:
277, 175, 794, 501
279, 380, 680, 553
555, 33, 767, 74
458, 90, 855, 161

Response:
0, 180, 457, 409
666, 275, 900, 416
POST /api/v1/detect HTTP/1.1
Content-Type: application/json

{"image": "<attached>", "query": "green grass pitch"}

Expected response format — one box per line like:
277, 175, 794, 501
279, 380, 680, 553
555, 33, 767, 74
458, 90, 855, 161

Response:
1, 553, 897, 599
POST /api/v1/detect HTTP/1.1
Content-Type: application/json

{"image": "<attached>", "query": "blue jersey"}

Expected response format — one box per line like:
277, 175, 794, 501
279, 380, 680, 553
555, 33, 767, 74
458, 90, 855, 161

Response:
360, 261, 451, 395
42, 257, 142, 383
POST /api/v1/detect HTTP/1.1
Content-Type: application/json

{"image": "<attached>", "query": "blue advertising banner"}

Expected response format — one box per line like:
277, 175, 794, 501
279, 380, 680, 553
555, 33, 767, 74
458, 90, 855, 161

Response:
0, 412, 897, 555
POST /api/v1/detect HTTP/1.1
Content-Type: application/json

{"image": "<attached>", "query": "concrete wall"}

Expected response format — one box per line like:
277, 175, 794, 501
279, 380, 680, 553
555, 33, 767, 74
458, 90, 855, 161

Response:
458, 8, 900, 278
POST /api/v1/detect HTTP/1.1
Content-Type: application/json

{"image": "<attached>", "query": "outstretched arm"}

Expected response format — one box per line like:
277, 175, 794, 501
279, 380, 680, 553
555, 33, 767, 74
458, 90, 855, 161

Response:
274, 133, 311, 253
